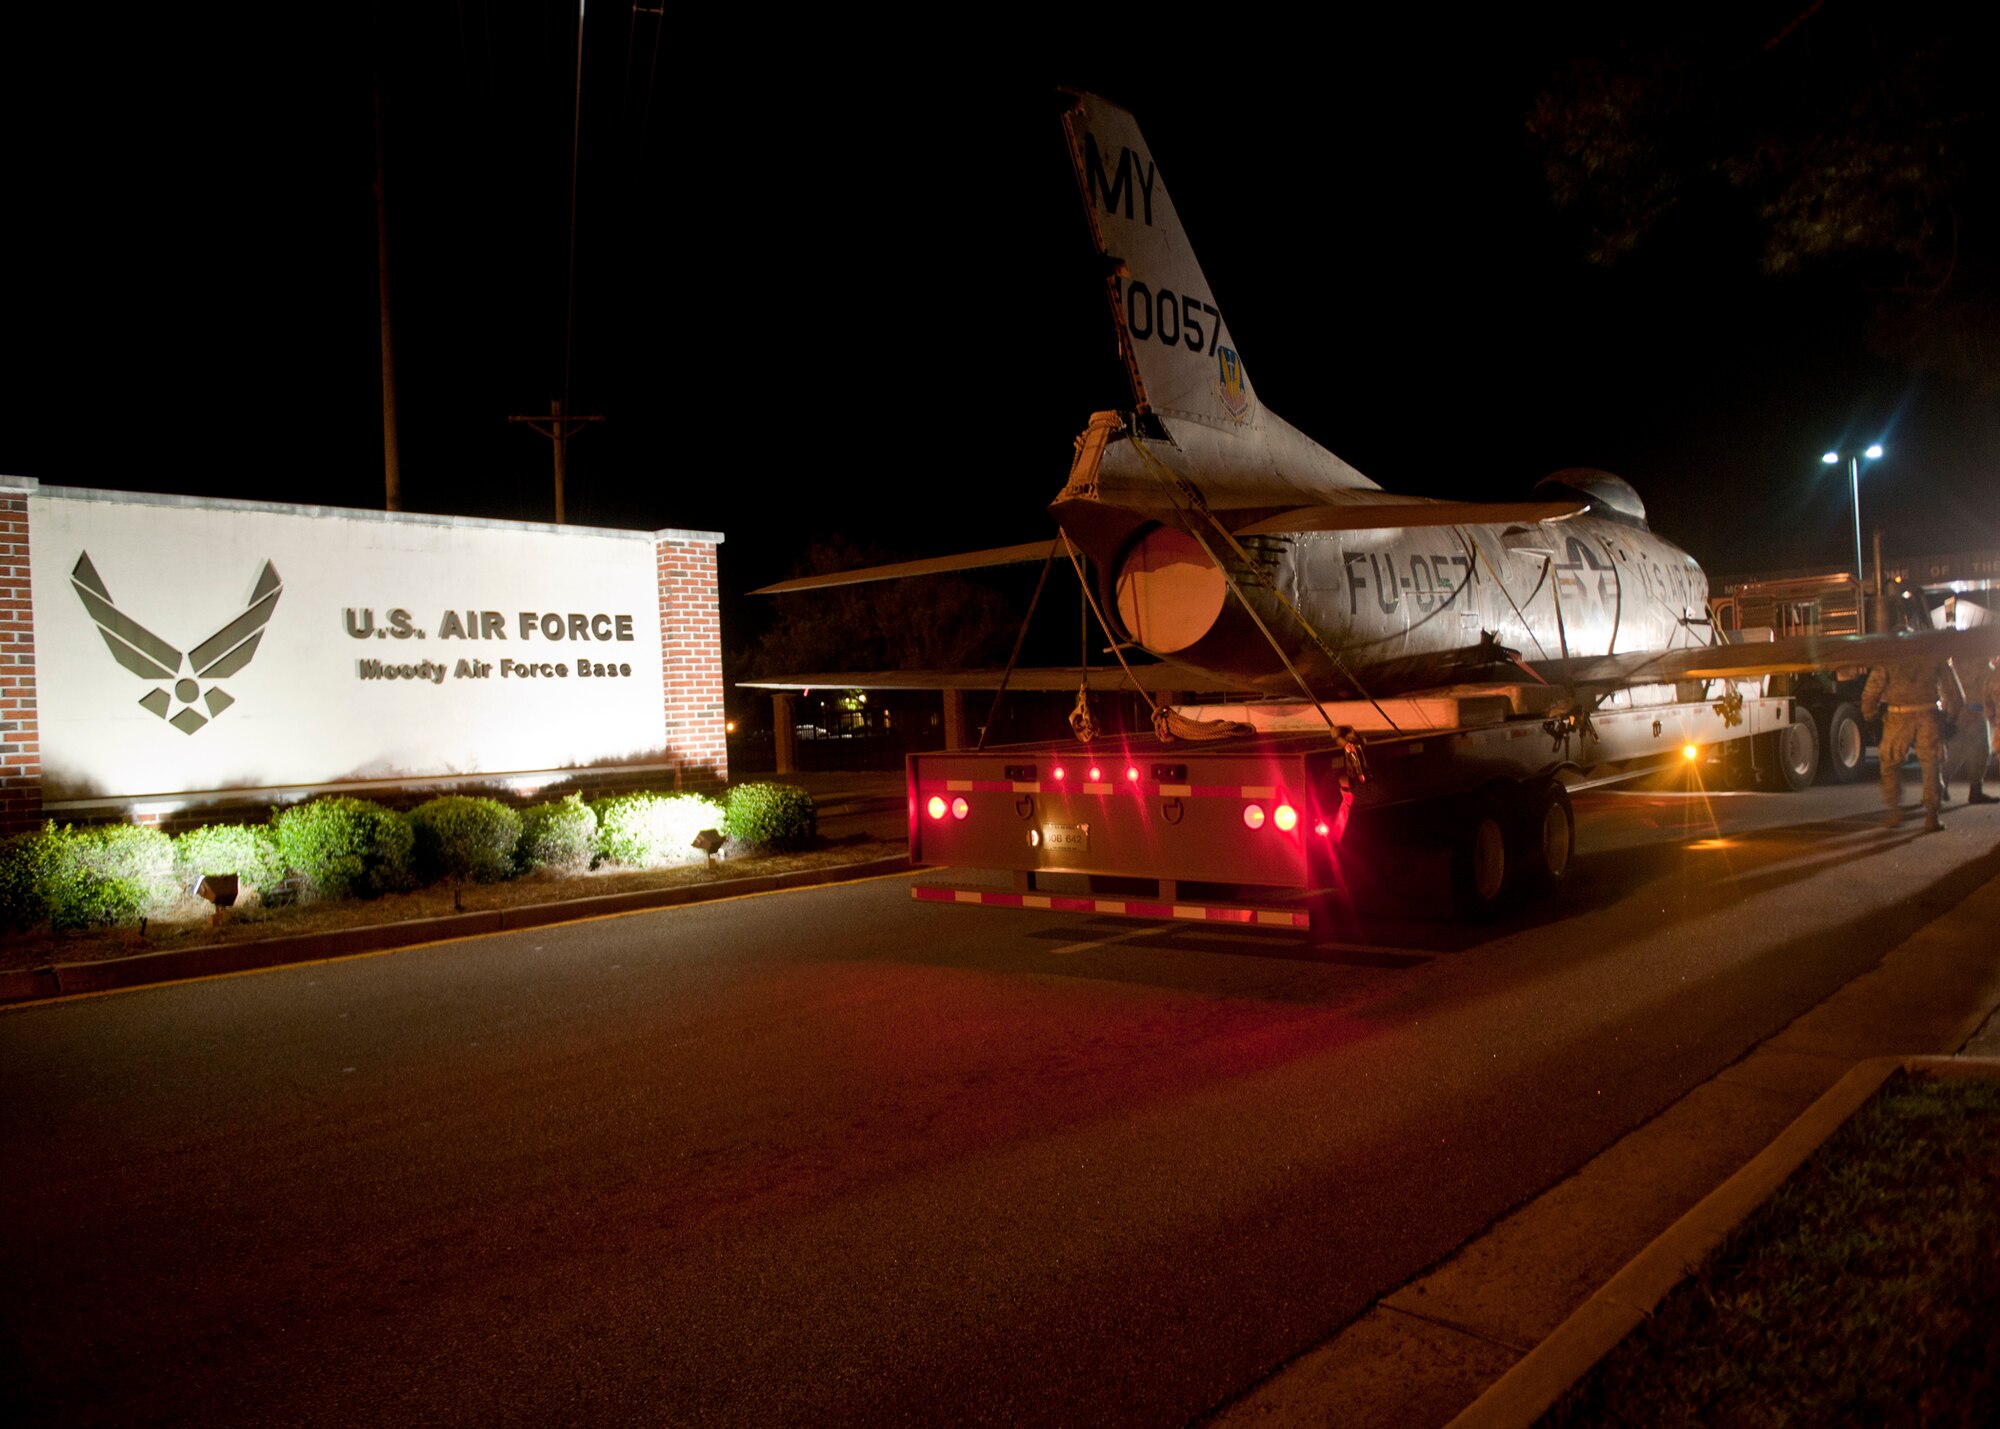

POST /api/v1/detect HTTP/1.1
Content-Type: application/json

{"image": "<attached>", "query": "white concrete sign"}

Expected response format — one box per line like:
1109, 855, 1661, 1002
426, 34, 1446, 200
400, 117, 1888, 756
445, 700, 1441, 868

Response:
32, 489, 668, 801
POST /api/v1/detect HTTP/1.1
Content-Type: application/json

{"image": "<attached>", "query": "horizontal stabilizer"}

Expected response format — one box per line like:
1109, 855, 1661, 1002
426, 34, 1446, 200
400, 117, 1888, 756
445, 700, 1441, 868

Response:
737, 665, 1258, 695
1564, 625, 2000, 688
750, 540, 1058, 595
1231, 498, 1587, 537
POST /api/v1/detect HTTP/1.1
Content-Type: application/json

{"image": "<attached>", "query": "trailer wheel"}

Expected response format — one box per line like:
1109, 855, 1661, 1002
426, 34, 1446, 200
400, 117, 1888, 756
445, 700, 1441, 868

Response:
1756, 716, 1819, 792
1819, 702, 1865, 784
1513, 781, 1574, 899
1449, 794, 1511, 919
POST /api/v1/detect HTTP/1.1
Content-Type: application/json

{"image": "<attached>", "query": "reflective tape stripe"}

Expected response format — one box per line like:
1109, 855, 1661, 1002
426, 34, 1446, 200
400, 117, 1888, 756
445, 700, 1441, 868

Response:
919, 780, 1291, 801
911, 884, 1310, 928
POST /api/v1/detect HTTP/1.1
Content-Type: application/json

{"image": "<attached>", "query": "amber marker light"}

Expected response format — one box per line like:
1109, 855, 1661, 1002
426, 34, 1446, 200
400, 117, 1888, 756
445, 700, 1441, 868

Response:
927, 795, 948, 820
1682, 743, 1699, 762
1273, 804, 1299, 833
1243, 804, 1266, 830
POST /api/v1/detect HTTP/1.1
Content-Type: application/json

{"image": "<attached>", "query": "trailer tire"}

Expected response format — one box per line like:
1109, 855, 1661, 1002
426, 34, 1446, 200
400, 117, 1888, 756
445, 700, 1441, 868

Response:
1512, 780, 1574, 899
1450, 794, 1511, 919
1756, 716, 1819, 792
1819, 702, 1866, 784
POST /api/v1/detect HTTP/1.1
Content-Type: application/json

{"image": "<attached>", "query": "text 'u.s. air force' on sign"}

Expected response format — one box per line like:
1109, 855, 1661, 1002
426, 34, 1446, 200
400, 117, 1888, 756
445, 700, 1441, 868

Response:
345, 607, 639, 683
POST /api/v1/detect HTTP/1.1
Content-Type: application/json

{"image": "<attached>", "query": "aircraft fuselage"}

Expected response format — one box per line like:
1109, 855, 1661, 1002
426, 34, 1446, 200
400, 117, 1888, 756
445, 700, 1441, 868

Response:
1055, 432, 1711, 699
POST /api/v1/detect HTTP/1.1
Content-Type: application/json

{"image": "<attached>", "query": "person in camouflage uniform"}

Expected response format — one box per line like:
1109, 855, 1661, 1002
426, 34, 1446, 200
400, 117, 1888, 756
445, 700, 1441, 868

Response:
1966, 655, 2000, 805
1861, 657, 1964, 831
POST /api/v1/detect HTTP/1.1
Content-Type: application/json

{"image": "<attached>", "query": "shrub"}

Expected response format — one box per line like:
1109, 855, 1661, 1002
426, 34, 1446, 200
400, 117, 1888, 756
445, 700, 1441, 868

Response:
40, 823, 177, 931
590, 791, 726, 867
270, 797, 414, 900
0, 826, 56, 932
723, 782, 818, 851
410, 796, 522, 884
516, 794, 598, 875
173, 823, 286, 901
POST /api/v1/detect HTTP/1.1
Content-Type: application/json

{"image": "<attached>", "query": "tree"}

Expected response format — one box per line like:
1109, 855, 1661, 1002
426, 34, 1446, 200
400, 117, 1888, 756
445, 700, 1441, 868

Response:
1528, 7, 1998, 389
743, 538, 1019, 678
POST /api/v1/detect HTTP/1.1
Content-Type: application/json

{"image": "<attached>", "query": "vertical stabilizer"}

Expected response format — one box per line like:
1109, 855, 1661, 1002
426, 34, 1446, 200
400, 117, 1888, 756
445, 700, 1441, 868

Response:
1059, 91, 1374, 505
1061, 91, 1256, 436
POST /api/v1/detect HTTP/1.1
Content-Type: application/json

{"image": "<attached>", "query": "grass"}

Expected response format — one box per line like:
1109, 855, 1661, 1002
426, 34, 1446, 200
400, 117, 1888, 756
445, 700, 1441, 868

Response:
0, 833, 905, 972
1540, 1071, 2000, 1427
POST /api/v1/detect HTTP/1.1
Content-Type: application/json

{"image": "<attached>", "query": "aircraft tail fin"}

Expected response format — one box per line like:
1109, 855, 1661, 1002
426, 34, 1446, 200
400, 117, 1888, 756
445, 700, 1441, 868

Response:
1060, 90, 1261, 438
1059, 92, 1375, 502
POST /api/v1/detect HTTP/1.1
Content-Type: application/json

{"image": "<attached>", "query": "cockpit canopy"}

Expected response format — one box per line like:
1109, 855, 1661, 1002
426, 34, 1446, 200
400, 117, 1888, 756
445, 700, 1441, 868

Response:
1534, 468, 1648, 528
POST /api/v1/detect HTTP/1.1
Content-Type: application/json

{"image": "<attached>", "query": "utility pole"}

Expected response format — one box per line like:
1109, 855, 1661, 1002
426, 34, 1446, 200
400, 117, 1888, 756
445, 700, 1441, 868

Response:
506, 400, 602, 524
508, 0, 601, 527
372, 54, 402, 511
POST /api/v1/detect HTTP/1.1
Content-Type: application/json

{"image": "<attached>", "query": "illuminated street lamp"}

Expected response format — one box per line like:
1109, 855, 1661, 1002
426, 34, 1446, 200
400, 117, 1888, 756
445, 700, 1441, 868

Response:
1820, 443, 1883, 584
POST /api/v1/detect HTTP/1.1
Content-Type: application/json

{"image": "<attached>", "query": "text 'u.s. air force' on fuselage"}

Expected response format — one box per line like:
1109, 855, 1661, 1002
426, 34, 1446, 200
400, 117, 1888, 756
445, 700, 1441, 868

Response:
746, 90, 2000, 706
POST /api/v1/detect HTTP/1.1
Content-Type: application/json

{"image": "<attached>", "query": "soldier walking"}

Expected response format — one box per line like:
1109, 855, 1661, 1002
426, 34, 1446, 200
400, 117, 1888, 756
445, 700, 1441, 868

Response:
1861, 656, 1964, 832
1968, 654, 2000, 806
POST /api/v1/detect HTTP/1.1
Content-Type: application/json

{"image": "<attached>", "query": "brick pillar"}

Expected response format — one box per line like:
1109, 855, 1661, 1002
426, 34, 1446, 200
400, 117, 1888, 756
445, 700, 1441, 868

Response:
653, 527, 727, 792
0, 479, 39, 832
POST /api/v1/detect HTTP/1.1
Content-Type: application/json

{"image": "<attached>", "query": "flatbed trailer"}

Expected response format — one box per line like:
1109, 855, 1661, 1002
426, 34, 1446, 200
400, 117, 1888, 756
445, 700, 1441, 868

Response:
907, 682, 1796, 931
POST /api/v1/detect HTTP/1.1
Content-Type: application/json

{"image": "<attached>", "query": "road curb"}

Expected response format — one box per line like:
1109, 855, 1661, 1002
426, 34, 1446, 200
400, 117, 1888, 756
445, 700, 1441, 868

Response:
4, 853, 915, 1006
1444, 1053, 2000, 1429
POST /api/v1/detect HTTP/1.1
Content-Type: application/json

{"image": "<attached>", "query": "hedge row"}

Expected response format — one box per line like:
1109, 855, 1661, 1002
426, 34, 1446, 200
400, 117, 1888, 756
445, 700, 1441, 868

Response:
0, 782, 817, 933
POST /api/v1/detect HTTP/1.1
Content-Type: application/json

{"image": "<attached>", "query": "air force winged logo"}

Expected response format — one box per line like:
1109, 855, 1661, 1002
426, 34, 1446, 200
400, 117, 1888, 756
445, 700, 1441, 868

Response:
71, 552, 283, 735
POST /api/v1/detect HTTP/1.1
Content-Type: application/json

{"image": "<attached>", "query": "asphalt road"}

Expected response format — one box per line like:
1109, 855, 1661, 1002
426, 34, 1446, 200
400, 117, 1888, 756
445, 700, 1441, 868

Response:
6, 776, 2000, 1427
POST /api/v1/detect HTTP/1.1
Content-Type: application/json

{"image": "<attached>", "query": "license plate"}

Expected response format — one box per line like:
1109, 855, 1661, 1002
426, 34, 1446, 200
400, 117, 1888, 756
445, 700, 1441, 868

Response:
1043, 823, 1089, 853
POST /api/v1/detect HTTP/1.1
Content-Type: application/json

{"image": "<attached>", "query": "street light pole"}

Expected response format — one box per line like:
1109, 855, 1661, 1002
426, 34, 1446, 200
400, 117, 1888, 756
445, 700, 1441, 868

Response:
1821, 443, 1883, 587
1846, 455, 1862, 584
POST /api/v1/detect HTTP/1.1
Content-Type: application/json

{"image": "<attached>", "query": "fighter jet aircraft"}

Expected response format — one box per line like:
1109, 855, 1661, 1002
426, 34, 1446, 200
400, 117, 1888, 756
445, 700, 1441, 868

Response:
749, 90, 1994, 724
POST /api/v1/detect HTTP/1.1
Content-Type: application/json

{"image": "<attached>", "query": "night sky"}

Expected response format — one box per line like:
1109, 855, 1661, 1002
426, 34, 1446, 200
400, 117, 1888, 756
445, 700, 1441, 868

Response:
5, 5, 1996, 655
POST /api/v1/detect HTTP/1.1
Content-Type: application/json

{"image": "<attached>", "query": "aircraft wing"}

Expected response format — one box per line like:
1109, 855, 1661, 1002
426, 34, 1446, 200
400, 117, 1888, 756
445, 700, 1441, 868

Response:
750, 541, 1059, 595
1232, 499, 1588, 536
736, 665, 1258, 695
1561, 625, 2000, 689
749, 498, 1598, 596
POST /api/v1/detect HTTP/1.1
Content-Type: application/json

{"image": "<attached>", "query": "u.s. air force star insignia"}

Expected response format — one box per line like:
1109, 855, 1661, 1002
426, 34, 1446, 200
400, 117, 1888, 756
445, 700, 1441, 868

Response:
71, 552, 283, 735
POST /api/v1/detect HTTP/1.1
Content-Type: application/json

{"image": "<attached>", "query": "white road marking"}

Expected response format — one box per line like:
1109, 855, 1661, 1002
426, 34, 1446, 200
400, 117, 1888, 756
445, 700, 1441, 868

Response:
1046, 924, 1174, 957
